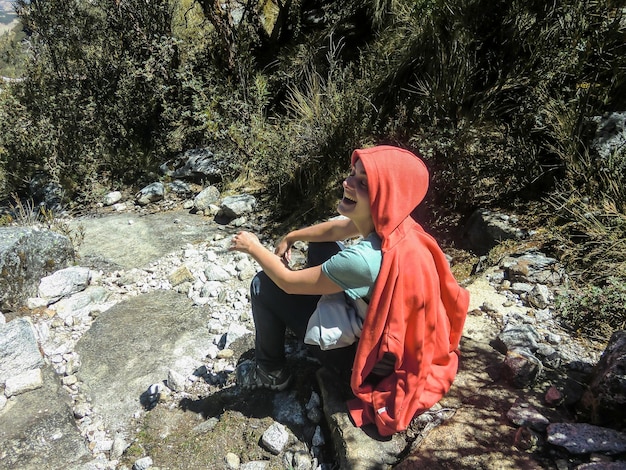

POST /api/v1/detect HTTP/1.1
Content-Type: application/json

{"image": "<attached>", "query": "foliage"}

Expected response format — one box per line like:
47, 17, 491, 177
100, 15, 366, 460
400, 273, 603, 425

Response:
0, 0, 624, 244
0, 22, 27, 78
555, 277, 626, 340
0, 0, 181, 203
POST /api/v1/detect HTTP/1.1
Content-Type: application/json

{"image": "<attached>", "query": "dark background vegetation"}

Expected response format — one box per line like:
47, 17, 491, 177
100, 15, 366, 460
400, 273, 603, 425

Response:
0, 0, 625, 337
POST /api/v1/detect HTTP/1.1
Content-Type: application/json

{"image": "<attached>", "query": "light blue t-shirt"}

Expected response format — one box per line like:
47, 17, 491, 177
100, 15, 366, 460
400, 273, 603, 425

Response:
321, 233, 382, 300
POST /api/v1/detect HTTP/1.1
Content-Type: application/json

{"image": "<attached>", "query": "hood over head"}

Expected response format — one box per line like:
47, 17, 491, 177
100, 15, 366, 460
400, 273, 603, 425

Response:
351, 145, 429, 241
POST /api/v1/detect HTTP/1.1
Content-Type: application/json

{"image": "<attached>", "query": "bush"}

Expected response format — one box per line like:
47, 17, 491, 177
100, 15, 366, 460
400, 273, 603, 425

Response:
556, 277, 626, 340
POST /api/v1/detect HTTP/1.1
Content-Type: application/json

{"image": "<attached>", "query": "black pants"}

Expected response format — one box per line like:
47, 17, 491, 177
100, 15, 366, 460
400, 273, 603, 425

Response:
250, 242, 357, 374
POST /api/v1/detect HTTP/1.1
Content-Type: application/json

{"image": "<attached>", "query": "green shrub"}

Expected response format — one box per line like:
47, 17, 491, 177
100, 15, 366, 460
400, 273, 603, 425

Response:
556, 277, 626, 340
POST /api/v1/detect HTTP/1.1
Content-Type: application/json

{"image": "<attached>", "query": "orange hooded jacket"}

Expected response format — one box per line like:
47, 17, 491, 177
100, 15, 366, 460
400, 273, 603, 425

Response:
347, 145, 470, 436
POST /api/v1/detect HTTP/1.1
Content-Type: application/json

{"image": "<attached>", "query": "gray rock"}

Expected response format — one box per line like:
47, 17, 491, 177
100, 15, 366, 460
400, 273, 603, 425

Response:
103, 191, 123, 206
205, 264, 231, 281
167, 368, 186, 392
220, 194, 257, 219
0, 227, 74, 310
261, 422, 289, 454
316, 367, 407, 469
135, 182, 165, 206
193, 186, 220, 211
502, 348, 543, 388
492, 324, 541, 354
75, 290, 213, 429
224, 452, 240, 469
240, 461, 269, 470
0, 317, 44, 384
547, 423, 626, 455
506, 402, 550, 432
132, 456, 153, 470
576, 462, 626, 469
0, 366, 91, 469
53, 286, 109, 322
28, 173, 65, 213
463, 209, 526, 255
5, 368, 43, 396
590, 112, 626, 160
579, 330, 626, 427
162, 148, 224, 182
167, 180, 192, 196
38, 266, 91, 303
527, 284, 551, 309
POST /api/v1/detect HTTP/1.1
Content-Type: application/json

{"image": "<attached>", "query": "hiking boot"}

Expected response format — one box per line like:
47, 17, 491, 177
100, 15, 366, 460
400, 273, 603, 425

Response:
236, 359, 291, 391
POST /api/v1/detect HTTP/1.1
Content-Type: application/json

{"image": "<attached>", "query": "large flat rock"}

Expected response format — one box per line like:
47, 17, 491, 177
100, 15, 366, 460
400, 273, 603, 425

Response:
75, 289, 214, 431
70, 210, 216, 270
0, 366, 91, 470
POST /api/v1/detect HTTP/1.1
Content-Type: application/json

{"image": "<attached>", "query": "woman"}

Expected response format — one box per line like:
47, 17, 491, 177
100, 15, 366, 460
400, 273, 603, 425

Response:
229, 145, 469, 436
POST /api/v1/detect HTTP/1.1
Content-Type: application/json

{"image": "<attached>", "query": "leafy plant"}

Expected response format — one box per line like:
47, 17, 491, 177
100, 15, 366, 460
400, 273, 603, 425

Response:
555, 277, 626, 339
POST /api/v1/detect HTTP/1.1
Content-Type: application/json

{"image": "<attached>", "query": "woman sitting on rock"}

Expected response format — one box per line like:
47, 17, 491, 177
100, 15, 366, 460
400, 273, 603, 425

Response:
229, 145, 469, 436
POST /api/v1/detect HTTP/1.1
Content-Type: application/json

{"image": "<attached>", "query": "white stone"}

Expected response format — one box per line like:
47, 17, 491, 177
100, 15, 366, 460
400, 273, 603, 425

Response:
103, 191, 123, 206
167, 369, 187, 392
261, 422, 289, 455
224, 452, 240, 469
5, 368, 43, 396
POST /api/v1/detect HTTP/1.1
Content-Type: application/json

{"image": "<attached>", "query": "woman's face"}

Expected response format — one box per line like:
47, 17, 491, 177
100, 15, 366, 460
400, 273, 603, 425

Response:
338, 159, 373, 229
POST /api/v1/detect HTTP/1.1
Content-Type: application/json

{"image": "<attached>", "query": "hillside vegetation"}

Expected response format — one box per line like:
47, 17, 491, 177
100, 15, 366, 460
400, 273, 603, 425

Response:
0, 0, 625, 336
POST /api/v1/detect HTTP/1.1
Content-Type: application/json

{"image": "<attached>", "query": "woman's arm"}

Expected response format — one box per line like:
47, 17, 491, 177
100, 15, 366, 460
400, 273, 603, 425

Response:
229, 231, 344, 296
275, 218, 360, 259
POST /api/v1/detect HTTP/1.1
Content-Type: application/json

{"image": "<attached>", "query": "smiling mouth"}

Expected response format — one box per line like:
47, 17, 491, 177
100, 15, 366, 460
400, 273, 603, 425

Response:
342, 195, 356, 204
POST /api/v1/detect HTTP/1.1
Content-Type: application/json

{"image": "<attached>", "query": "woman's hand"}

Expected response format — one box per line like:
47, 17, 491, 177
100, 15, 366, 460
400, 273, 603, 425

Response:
274, 234, 294, 264
229, 231, 262, 254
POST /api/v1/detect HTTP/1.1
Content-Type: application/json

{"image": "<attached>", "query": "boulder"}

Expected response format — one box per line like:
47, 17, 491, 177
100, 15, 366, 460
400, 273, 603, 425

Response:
0, 227, 74, 310
0, 365, 91, 469
193, 186, 220, 211
0, 317, 44, 385
578, 330, 626, 428
463, 209, 526, 255
220, 194, 257, 219
160, 148, 225, 183
75, 290, 214, 429
135, 182, 165, 206
590, 112, 626, 160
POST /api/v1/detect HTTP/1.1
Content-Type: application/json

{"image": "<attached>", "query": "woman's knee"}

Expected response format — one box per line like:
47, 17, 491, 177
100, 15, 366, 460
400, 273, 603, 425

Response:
307, 241, 342, 267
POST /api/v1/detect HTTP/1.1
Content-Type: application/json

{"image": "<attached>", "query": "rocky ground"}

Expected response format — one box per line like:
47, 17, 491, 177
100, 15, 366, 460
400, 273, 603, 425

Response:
1, 191, 625, 470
